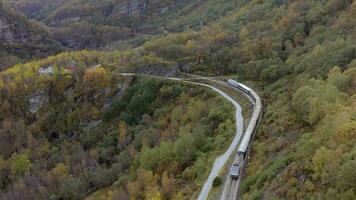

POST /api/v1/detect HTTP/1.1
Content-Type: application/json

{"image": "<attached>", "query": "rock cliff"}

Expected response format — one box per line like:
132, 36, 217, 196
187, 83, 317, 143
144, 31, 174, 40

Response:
0, 4, 62, 70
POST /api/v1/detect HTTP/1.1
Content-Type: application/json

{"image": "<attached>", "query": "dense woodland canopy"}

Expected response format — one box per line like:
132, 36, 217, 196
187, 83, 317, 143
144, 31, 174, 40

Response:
0, 62, 235, 199
0, 0, 355, 199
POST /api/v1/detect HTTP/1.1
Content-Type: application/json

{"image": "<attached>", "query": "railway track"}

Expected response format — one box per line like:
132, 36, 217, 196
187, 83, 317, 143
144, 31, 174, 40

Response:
119, 73, 262, 200
219, 80, 263, 200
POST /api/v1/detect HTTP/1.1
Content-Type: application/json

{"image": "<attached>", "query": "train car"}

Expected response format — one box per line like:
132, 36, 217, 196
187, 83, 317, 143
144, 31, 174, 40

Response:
230, 163, 241, 179
227, 79, 239, 88
249, 92, 257, 103
237, 83, 251, 94
227, 79, 255, 102
237, 127, 252, 154
228, 79, 262, 157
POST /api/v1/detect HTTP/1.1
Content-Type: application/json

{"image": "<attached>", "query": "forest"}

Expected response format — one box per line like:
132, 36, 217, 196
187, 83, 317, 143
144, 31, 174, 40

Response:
0, 0, 355, 199
0, 61, 235, 199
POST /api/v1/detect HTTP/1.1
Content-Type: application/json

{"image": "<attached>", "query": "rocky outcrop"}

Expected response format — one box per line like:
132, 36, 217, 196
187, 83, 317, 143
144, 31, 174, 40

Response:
0, 7, 44, 44
28, 90, 48, 113
0, 5, 63, 70
1, 0, 194, 51
44, 0, 172, 25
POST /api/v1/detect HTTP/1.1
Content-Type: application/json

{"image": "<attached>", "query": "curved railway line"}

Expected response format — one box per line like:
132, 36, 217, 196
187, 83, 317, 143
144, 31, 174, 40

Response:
220, 80, 263, 200
119, 73, 263, 200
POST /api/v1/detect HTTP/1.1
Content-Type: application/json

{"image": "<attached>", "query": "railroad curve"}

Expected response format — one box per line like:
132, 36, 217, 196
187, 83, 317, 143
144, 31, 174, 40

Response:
119, 73, 260, 200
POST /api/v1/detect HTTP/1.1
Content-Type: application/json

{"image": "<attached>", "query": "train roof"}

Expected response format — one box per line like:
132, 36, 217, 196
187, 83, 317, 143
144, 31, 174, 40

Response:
238, 82, 249, 89
237, 134, 251, 153
227, 79, 238, 84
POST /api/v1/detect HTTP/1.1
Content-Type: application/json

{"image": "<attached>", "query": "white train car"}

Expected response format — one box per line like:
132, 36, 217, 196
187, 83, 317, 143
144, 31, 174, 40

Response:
227, 79, 262, 158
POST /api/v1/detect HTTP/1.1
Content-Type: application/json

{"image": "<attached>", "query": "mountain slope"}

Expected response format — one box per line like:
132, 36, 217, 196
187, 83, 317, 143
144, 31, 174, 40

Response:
0, 2, 63, 70
0, 53, 235, 199
0, 0, 355, 199
133, 1, 356, 198
3, 0, 183, 49
4, 0, 241, 50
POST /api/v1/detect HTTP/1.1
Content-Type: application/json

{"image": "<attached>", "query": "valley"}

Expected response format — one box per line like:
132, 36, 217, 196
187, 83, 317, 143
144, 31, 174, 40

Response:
0, 0, 355, 200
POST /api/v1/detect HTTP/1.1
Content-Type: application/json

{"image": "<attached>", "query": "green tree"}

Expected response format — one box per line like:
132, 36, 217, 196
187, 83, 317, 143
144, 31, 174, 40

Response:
327, 66, 348, 92
159, 141, 174, 166
175, 133, 196, 166
10, 153, 32, 177
213, 177, 222, 187
336, 160, 356, 191
139, 146, 160, 170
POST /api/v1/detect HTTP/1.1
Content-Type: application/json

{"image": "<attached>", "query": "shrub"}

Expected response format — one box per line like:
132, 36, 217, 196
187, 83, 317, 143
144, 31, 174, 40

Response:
212, 177, 222, 187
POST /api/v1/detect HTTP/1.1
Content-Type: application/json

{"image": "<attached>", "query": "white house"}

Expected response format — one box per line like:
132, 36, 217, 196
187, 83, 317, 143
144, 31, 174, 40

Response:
38, 66, 54, 75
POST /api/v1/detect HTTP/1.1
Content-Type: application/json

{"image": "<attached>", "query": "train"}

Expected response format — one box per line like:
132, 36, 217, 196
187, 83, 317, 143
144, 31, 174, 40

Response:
227, 79, 262, 178
229, 163, 241, 179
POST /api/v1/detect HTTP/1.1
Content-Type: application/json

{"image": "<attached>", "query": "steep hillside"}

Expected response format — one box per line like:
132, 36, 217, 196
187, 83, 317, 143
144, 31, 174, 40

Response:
0, 53, 235, 199
1, 0, 355, 199
5, 0, 196, 29
4, 0, 240, 49
133, 0, 356, 199
0, 2, 63, 70
2, 0, 67, 20
4, 0, 178, 49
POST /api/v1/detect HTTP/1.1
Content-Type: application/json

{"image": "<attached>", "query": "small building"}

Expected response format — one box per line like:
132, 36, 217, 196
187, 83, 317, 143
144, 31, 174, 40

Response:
38, 66, 54, 75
